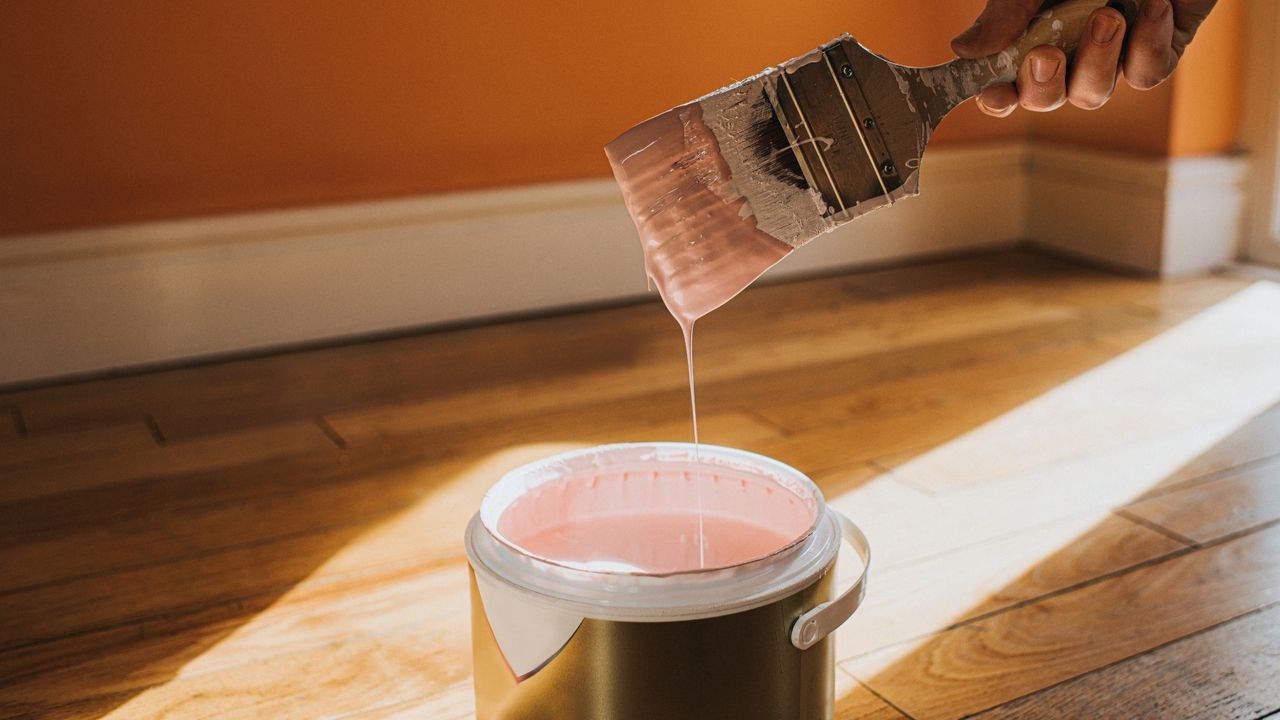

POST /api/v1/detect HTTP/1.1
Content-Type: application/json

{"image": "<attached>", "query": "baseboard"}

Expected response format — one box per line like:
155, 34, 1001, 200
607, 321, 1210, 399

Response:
0, 144, 1026, 386
1026, 144, 1249, 276
0, 141, 1248, 386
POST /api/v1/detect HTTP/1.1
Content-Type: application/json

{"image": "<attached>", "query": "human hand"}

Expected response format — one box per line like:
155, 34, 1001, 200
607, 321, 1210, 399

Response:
951, 0, 1218, 116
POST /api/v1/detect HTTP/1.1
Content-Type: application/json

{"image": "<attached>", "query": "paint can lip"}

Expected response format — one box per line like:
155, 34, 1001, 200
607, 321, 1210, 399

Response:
466, 443, 848, 622
478, 442, 826, 577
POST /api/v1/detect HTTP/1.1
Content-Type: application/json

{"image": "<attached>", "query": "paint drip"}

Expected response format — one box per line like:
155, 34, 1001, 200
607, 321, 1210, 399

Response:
607, 104, 797, 566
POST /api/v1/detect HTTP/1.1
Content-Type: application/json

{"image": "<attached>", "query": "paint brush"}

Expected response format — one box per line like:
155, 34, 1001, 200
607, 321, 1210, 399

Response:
606, 0, 1138, 325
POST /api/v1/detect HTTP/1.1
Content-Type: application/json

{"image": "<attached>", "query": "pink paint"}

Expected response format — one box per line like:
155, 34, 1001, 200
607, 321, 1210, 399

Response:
514, 512, 795, 575
607, 101, 800, 568
606, 104, 793, 329
495, 462, 816, 575
608, 104, 796, 561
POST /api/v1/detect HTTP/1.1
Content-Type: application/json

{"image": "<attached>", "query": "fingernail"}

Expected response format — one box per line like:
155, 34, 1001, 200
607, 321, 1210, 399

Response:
1092, 15, 1122, 44
978, 97, 1014, 117
954, 21, 983, 47
1143, 0, 1170, 20
1031, 57, 1060, 84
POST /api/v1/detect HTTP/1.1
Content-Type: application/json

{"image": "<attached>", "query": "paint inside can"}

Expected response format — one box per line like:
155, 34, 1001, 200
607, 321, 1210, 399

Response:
483, 444, 822, 577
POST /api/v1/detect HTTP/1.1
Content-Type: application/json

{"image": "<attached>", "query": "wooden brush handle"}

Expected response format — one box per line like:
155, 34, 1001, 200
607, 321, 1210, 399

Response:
957, 0, 1140, 91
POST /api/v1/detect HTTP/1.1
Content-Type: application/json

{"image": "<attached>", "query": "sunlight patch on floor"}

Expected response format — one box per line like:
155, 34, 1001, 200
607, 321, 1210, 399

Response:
828, 282, 1280, 671
101, 443, 584, 719
100, 281, 1280, 718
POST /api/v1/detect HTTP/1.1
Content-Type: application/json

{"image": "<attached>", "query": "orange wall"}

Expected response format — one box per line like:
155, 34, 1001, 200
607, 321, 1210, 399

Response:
1169, 0, 1246, 157
0, 0, 1243, 236
0, 0, 1018, 235
1028, 0, 1245, 158
1028, 82, 1175, 156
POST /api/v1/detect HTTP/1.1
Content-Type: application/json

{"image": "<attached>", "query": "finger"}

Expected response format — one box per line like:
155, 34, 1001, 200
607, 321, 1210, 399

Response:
1171, 0, 1217, 56
977, 85, 1020, 118
1018, 45, 1068, 112
1124, 0, 1178, 90
1068, 7, 1125, 110
952, 0, 1044, 59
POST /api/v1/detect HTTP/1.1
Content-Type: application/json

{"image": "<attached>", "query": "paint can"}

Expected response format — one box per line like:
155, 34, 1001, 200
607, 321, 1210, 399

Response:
464, 443, 870, 719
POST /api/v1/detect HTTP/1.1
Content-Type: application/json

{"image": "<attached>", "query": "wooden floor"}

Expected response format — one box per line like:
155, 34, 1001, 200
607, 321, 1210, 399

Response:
2, 249, 1279, 719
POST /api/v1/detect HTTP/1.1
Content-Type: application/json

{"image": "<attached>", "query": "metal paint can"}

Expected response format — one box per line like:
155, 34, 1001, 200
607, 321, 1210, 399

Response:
464, 443, 870, 720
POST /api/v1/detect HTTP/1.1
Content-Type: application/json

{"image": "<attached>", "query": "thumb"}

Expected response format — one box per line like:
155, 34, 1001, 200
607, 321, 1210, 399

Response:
952, 0, 1046, 58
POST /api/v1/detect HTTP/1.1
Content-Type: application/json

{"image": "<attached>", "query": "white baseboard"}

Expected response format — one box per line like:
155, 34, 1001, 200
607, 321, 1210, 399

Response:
0, 140, 1248, 385
1026, 144, 1249, 276
0, 144, 1025, 386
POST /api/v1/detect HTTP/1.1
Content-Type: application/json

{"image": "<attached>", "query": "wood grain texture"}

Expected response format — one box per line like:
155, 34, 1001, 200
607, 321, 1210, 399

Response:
835, 669, 908, 720
1146, 403, 1280, 493
0, 420, 156, 474
843, 524, 1280, 720
0, 250, 1276, 719
753, 342, 1115, 435
1124, 459, 1280, 544
972, 604, 1280, 720
821, 419, 1242, 573
835, 512, 1185, 660
343, 684, 475, 720
0, 407, 21, 439
0, 419, 338, 506
885, 284, 1280, 494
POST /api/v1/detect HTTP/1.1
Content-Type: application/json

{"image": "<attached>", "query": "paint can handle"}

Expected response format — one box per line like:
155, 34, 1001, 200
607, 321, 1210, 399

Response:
790, 510, 871, 651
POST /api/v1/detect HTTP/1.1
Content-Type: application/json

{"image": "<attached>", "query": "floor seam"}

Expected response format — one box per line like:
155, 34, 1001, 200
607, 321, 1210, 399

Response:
10, 406, 28, 436
837, 664, 918, 720
957, 601, 1280, 718
1133, 452, 1280, 502
737, 408, 793, 436
315, 416, 348, 449
842, 520, 1280, 665
1112, 508, 1201, 547
868, 459, 937, 497
0, 550, 467, 659
143, 413, 167, 447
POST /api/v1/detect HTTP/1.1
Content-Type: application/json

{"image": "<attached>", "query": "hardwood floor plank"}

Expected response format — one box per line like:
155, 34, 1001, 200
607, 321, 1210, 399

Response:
325, 297, 1083, 448
0, 420, 156, 472
1, 562, 471, 719
84, 633, 449, 720
0, 252, 1269, 719
0, 252, 1092, 442
0, 420, 339, 506
0, 523, 375, 657
0, 407, 19, 439
886, 283, 1280, 494
0, 411, 775, 593
1144, 403, 1280, 494
820, 418, 1238, 573
843, 524, 1280, 720
0, 301, 673, 439
835, 512, 1185, 661
339, 670, 913, 720
753, 342, 1115, 434
971, 603, 1280, 720
1124, 460, 1280, 544
0, 459, 419, 594
339, 685, 474, 720
753, 345, 1115, 477
0, 442, 567, 655
1088, 275, 1258, 352
834, 249, 1092, 300
835, 668, 909, 720
332, 389, 777, 456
